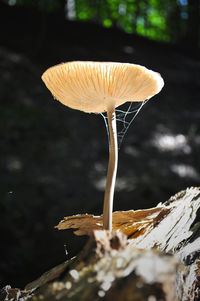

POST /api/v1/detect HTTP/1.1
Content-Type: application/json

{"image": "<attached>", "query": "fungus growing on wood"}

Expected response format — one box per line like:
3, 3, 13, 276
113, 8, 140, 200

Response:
42, 61, 164, 231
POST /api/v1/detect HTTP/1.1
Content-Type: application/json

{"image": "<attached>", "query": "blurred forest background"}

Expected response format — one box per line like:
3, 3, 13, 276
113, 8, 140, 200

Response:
0, 0, 200, 289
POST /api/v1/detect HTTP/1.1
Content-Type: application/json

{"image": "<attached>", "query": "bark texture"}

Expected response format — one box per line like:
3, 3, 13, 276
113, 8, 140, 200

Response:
1, 187, 200, 301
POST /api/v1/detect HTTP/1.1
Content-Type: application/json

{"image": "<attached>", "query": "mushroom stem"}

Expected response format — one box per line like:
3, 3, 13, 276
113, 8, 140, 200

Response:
103, 99, 118, 230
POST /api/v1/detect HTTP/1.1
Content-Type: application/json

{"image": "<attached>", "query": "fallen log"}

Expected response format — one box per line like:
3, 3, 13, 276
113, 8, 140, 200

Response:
1, 187, 200, 301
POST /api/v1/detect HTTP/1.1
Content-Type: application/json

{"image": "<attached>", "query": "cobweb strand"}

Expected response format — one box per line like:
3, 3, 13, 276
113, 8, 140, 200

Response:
100, 99, 149, 150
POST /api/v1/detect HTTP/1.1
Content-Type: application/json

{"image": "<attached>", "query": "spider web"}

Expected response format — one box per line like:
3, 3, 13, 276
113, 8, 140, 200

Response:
100, 99, 149, 149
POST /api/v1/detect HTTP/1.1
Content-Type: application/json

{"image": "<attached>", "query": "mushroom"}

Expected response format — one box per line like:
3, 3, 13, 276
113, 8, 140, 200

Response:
42, 61, 164, 231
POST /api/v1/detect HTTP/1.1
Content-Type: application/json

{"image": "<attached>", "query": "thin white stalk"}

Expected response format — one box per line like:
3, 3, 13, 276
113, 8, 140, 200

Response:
103, 99, 118, 230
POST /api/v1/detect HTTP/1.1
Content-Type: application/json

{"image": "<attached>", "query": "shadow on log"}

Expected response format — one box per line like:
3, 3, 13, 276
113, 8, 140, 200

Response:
1, 187, 200, 300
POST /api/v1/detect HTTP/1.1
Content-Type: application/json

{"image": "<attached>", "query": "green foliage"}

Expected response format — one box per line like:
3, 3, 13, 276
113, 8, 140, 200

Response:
3, 0, 200, 46
68, 0, 190, 43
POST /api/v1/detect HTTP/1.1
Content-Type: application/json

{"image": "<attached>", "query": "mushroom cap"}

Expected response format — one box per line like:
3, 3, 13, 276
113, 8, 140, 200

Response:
42, 61, 164, 113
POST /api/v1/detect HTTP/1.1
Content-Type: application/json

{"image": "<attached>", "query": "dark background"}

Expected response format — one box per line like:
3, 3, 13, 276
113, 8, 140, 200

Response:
0, 0, 200, 289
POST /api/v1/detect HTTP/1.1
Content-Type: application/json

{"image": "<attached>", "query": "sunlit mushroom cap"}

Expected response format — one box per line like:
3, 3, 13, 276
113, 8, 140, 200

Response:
42, 61, 164, 113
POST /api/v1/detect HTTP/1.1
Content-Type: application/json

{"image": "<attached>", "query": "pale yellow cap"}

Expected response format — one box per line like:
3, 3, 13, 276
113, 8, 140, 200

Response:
42, 61, 164, 113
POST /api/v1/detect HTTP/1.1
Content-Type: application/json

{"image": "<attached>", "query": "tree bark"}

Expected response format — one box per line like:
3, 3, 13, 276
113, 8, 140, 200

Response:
1, 187, 200, 301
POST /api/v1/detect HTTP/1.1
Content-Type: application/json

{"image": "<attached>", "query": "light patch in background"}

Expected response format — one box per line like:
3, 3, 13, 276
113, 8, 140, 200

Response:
171, 164, 199, 180
179, 0, 188, 6
93, 176, 135, 192
153, 133, 191, 154
7, 157, 23, 172
118, 3, 127, 15
123, 45, 135, 54
124, 145, 139, 157
8, 0, 16, 6
65, 0, 76, 20
194, 135, 200, 145
94, 162, 106, 173
93, 162, 136, 191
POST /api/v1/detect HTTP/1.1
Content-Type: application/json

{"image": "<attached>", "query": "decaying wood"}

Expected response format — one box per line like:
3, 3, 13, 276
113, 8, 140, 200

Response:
55, 207, 169, 237
0, 286, 33, 301
1, 187, 200, 301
